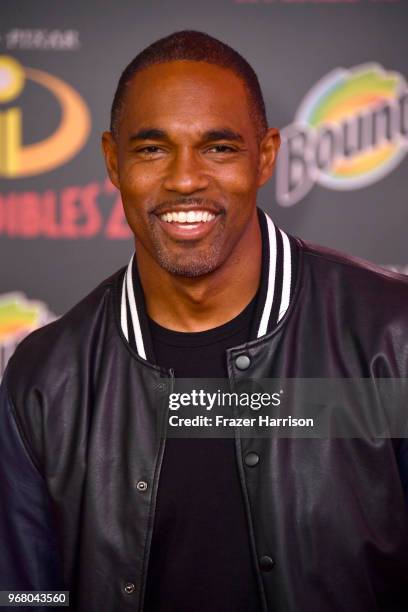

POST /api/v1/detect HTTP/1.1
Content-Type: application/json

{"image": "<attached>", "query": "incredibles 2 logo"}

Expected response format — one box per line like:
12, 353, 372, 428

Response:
276, 64, 408, 206
0, 55, 90, 177
0, 179, 132, 239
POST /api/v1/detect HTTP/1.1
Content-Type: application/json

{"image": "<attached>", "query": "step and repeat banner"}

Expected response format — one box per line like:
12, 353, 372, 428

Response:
1, 0, 407, 377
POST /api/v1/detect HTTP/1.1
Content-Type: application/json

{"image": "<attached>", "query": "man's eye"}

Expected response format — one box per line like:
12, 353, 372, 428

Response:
207, 145, 236, 153
137, 146, 163, 154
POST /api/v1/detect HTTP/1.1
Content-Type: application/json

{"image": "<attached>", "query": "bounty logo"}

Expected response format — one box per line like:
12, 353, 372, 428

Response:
0, 55, 90, 177
276, 64, 408, 206
0, 292, 56, 380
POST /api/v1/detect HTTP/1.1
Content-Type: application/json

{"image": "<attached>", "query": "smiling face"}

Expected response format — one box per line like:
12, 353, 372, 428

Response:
102, 60, 279, 277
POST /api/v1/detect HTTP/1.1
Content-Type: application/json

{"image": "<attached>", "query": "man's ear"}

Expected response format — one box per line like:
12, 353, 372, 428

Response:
101, 131, 120, 189
257, 127, 281, 188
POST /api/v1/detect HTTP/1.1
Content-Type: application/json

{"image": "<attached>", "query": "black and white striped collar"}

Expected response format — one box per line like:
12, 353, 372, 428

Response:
120, 207, 299, 363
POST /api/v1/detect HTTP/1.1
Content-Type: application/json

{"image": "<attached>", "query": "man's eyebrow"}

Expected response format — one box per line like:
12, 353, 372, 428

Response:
129, 128, 168, 141
202, 129, 244, 143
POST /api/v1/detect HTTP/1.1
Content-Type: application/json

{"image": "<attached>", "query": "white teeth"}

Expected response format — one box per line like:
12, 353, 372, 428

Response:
159, 210, 217, 223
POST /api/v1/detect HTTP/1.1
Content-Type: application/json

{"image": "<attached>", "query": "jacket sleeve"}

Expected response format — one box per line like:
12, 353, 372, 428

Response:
0, 368, 65, 608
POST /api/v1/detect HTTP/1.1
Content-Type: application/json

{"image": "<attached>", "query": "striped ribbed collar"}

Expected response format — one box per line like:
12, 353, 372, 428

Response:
120, 207, 298, 364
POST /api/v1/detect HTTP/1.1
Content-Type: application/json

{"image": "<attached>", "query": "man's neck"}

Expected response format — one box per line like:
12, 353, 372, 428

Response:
136, 212, 262, 333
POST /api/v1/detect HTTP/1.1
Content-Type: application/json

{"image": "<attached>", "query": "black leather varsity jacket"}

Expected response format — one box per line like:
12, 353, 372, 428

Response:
1, 208, 408, 611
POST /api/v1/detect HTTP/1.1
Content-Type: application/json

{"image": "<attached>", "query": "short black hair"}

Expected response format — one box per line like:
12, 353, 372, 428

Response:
110, 30, 268, 142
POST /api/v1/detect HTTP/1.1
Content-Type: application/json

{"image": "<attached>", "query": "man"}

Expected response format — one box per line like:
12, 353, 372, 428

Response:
1, 30, 408, 612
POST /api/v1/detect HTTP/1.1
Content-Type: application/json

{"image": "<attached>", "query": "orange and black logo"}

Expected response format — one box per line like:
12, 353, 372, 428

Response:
0, 55, 90, 177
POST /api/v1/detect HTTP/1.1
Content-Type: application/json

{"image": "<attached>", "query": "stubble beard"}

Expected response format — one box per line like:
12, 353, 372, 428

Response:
147, 213, 227, 278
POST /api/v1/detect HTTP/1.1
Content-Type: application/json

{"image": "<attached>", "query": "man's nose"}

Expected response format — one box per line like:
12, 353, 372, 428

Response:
163, 148, 209, 194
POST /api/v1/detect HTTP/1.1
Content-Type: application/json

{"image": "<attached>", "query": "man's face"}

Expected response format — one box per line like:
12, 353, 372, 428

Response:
102, 60, 279, 277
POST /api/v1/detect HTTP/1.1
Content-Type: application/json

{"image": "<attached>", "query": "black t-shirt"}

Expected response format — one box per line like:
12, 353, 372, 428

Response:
143, 294, 261, 612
